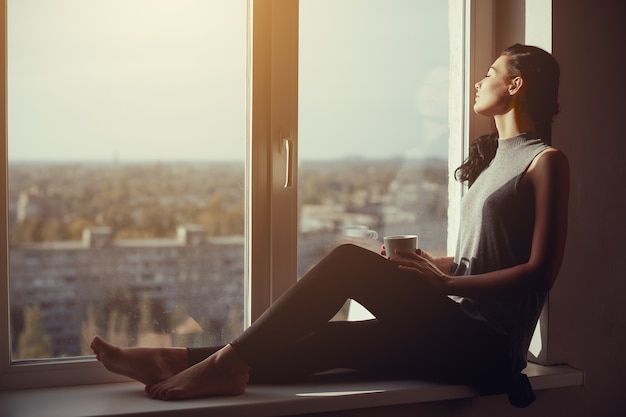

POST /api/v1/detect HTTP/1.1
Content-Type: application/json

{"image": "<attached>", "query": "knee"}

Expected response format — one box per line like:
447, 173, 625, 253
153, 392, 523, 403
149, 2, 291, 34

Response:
329, 244, 387, 267
330, 243, 367, 259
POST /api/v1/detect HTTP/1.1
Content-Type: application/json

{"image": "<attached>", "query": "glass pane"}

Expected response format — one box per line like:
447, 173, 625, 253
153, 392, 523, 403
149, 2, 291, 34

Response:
298, 0, 449, 317
8, 0, 247, 360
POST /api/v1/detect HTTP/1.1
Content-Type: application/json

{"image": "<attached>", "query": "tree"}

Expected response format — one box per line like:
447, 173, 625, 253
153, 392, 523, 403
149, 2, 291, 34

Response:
15, 304, 53, 360
106, 309, 130, 347
81, 304, 100, 355
136, 296, 172, 348
104, 287, 133, 346
223, 303, 244, 343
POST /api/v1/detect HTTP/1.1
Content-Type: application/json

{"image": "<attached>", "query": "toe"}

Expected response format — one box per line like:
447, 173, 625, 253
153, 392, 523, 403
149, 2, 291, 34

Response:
161, 389, 173, 400
145, 385, 159, 399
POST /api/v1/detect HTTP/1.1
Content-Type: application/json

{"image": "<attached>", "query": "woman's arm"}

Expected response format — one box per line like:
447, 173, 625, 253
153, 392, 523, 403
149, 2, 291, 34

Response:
393, 148, 570, 298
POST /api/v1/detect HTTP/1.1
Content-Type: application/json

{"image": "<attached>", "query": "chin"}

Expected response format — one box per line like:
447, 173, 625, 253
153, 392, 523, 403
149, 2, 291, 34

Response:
473, 104, 494, 117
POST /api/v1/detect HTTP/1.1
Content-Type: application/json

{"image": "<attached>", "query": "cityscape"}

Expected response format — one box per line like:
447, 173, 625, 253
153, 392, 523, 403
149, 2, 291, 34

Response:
8, 157, 448, 360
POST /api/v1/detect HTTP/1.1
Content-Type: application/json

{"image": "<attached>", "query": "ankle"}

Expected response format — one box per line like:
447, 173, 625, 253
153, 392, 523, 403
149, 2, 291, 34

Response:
162, 347, 189, 374
215, 345, 250, 375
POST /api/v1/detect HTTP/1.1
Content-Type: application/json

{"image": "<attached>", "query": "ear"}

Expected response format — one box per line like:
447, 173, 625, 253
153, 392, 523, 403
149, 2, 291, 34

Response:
508, 76, 524, 95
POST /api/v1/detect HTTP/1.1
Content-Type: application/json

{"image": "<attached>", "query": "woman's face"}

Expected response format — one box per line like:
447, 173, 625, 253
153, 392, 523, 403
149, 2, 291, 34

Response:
473, 55, 515, 117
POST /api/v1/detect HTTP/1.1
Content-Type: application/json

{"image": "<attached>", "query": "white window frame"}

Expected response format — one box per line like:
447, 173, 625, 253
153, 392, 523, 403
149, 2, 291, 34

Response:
247, 0, 299, 324
0, 0, 552, 391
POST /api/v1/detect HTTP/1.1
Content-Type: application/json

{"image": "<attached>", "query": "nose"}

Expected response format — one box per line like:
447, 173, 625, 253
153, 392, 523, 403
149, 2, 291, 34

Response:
475, 80, 481, 90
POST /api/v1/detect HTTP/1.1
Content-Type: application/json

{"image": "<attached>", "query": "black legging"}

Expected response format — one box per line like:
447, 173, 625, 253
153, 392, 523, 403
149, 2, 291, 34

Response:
188, 244, 509, 384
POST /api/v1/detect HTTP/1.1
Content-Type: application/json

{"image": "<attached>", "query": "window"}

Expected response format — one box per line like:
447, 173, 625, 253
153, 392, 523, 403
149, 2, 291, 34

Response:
297, 0, 450, 319
2, 0, 538, 391
3, 0, 250, 388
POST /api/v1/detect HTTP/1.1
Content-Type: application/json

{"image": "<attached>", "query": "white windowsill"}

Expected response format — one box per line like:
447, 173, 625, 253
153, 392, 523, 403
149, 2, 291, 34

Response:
0, 363, 583, 417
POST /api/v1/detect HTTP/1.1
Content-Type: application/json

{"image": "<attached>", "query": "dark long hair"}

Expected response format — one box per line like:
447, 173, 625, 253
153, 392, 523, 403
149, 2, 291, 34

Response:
455, 44, 560, 186
454, 132, 499, 186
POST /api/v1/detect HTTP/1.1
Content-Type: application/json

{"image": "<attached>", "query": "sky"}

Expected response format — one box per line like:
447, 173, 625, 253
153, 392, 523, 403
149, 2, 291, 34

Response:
8, 0, 449, 162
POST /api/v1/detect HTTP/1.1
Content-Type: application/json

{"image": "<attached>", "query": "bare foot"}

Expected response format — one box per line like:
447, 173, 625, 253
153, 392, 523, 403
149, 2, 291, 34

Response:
90, 336, 188, 386
145, 344, 250, 400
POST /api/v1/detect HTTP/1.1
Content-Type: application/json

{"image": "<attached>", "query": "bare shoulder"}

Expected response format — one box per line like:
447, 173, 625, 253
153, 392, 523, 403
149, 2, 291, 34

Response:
527, 147, 570, 187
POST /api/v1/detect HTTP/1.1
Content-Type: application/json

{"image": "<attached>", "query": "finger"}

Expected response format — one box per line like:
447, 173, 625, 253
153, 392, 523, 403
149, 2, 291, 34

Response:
397, 265, 417, 273
397, 265, 426, 275
390, 258, 421, 270
395, 249, 423, 260
387, 257, 411, 268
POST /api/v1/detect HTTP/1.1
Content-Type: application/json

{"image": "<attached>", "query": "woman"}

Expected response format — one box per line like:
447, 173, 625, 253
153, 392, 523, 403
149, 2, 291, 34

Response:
91, 44, 569, 407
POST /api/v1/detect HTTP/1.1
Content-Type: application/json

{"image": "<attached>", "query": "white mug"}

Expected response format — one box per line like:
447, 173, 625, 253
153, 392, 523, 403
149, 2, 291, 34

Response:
383, 234, 418, 258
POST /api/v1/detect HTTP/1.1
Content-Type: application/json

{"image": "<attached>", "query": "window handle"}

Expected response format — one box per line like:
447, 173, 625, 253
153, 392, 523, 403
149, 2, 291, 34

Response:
283, 138, 294, 188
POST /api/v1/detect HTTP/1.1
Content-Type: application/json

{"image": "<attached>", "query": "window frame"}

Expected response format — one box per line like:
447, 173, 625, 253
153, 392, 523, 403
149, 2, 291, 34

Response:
247, 0, 299, 324
1, 0, 551, 391
0, 0, 300, 390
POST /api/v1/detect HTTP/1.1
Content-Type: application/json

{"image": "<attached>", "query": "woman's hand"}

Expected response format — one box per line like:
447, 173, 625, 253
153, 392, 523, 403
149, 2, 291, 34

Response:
382, 246, 454, 274
380, 245, 428, 259
387, 249, 451, 293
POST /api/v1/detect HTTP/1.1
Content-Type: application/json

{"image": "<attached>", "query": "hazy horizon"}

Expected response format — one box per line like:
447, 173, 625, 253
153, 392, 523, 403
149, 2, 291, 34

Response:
7, 154, 448, 165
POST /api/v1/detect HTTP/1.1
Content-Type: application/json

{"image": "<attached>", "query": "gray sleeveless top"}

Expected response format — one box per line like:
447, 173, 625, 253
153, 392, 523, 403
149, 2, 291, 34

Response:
451, 133, 550, 373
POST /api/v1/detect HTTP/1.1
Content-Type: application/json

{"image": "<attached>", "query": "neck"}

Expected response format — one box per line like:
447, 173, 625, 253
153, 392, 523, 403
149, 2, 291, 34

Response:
494, 109, 536, 140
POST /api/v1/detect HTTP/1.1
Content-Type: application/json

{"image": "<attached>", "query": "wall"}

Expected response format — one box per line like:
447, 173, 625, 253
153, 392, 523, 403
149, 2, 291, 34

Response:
309, 0, 626, 415
549, 0, 626, 415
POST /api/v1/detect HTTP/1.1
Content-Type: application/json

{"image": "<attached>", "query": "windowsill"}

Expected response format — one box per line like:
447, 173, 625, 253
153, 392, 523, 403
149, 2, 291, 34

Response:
0, 363, 583, 417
